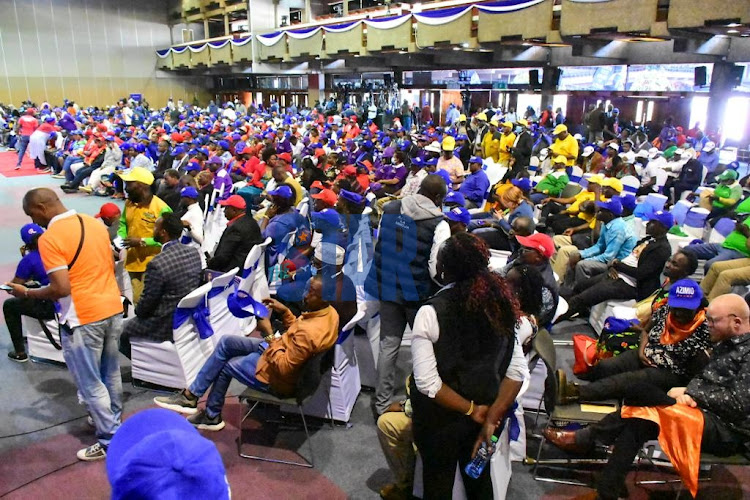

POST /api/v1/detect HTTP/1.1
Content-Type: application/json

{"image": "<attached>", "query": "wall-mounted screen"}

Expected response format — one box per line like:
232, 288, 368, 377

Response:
558, 65, 627, 91
626, 63, 713, 92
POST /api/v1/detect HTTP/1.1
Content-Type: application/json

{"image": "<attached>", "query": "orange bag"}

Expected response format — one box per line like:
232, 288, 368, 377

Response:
572, 334, 598, 375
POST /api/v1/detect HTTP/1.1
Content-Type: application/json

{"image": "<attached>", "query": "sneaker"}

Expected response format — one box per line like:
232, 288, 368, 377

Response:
154, 390, 198, 415
79, 185, 93, 193
14, 165, 21, 170
51, 173, 66, 179
76, 442, 107, 461
8, 351, 29, 363
187, 410, 225, 431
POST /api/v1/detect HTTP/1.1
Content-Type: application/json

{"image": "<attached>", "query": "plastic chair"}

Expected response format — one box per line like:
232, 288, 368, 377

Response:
559, 183, 583, 199
296, 197, 310, 218
714, 217, 736, 237
620, 175, 640, 196
683, 208, 709, 239
206, 267, 240, 346
568, 166, 583, 183
645, 193, 669, 212
670, 200, 693, 226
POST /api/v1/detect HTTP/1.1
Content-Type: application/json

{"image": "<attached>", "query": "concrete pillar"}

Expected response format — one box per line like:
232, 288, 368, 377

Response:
204, 18, 210, 38
540, 66, 558, 111
224, 14, 230, 36
706, 62, 735, 135
308, 73, 324, 108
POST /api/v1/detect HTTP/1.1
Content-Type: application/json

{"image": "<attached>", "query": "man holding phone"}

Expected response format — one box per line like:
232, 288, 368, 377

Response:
5, 188, 124, 462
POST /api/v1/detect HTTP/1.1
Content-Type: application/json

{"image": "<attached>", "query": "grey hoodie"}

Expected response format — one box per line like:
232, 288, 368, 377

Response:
400, 193, 443, 221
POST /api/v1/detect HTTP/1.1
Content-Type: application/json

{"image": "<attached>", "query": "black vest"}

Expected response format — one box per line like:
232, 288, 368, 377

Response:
365, 199, 442, 303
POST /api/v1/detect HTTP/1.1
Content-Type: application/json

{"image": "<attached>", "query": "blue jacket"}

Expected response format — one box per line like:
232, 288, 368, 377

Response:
580, 216, 637, 263
459, 169, 490, 204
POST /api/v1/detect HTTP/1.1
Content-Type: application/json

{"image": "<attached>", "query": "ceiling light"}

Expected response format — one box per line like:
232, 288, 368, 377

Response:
728, 29, 739, 33
453, 47, 460, 50
522, 42, 532, 46
462, 43, 469, 48
727, 23, 741, 27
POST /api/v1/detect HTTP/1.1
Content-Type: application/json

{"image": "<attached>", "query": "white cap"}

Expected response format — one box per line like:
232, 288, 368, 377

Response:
635, 149, 649, 159
425, 141, 442, 153
573, 133, 583, 141
704, 141, 716, 152
675, 148, 685, 155
582, 146, 595, 157
539, 148, 549, 160
648, 147, 660, 159
619, 151, 636, 163
314, 243, 345, 266
607, 143, 619, 150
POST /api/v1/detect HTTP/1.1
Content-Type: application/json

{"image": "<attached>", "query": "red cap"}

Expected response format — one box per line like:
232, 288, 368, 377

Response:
310, 180, 328, 190
515, 233, 554, 259
218, 194, 247, 210
95, 202, 121, 219
342, 165, 357, 176
277, 152, 292, 163
311, 188, 337, 207
314, 148, 326, 158
96, 123, 108, 132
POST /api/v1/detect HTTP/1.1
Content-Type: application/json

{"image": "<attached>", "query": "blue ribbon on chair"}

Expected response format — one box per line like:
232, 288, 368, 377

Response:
207, 280, 234, 300
227, 290, 269, 319
496, 401, 521, 442
337, 327, 354, 345
172, 301, 214, 339
241, 261, 259, 279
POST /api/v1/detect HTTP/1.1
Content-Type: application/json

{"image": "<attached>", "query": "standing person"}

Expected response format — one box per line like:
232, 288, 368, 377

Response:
15, 108, 38, 169
6, 188, 124, 461
3, 224, 56, 362
411, 232, 527, 498
587, 102, 605, 143
365, 175, 450, 417
117, 167, 172, 303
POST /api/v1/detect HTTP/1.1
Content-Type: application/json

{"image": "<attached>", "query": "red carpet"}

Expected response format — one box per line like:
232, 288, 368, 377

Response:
0, 403, 348, 499
0, 151, 48, 177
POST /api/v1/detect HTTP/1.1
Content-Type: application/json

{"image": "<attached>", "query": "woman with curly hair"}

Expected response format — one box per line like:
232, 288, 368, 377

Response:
410, 232, 528, 499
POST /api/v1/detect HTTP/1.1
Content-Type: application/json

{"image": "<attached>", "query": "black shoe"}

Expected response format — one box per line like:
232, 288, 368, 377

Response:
187, 409, 225, 431
154, 390, 199, 415
8, 351, 29, 363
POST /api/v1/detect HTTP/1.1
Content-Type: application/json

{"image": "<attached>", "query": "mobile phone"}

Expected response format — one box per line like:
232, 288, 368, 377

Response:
112, 236, 125, 251
0, 284, 13, 292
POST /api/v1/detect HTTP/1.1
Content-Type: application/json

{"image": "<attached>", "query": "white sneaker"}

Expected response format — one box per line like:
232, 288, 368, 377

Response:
76, 442, 107, 461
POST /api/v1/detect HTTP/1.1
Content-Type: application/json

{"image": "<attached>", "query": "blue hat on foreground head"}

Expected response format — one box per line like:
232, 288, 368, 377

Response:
268, 185, 293, 199
647, 210, 674, 229
443, 191, 466, 207
511, 178, 531, 192
106, 409, 229, 500
445, 207, 471, 225
339, 189, 364, 205
620, 194, 636, 212
595, 197, 623, 216
469, 156, 484, 165
20, 224, 44, 245
180, 187, 199, 199
668, 279, 703, 310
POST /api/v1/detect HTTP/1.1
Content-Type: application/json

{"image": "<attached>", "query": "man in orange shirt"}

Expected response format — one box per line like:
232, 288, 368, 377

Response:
6, 188, 124, 462
154, 274, 339, 431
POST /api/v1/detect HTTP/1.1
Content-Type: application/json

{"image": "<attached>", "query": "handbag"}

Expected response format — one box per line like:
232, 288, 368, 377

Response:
572, 317, 640, 375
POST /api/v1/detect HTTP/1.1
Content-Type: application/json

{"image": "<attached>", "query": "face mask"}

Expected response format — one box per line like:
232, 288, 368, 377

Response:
515, 126, 523, 134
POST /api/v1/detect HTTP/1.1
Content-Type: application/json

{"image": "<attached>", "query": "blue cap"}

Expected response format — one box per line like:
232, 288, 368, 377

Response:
106, 409, 229, 500
424, 157, 438, 166
668, 279, 703, 310
511, 177, 531, 192
172, 146, 185, 156
620, 194, 637, 211
312, 208, 341, 228
648, 210, 674, 229
268, 185, 293, 199
339, 189, 364, 205
443, 190, 466, 207
469, 156, 484, 165
445, 206, 471, 225
20, 223, 44, 245
217, 140, 230, 150
456, 134, 468, 141
180, 186, 199, 199
185, 161, 201, 172
199, 147, 209, 157
596, 197, 623, 216
411, 157, 425, 168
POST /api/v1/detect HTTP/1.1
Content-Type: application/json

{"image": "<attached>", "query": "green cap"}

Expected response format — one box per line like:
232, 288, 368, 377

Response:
663, 145, 677, 159
490, 435, 499, 443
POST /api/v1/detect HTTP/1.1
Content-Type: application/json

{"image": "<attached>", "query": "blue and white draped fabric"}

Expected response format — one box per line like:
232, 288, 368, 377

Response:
286, 26, 322, 40
171, 46, 189, 54
241, 259, 261, 279
173, 299, 214, 339
229, 36, 252, 47
256, 31, 285, 47
323, 20, 363, 33
497, 401, 521, 442
413, 6, 473, 25
475, 0, 547, 13
156, 49, 172, 58
363, 14, 412, 30
188, 43, 208, 53
208, 39, 231, 49
208, 280, 234, 299
227, 290, 269, 319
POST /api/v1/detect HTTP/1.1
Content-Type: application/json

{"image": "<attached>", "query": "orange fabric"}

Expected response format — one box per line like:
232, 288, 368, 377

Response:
621, 404, 704, 497
39, 212, 123, 328
661, 310, 706, 345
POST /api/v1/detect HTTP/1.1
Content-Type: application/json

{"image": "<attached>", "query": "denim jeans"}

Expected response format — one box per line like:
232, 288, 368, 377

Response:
61, 314, 123, 447
684, 242, 745, 273
16, 135, 30, 166
62, 155, 83, 182
189, 335, 267, 418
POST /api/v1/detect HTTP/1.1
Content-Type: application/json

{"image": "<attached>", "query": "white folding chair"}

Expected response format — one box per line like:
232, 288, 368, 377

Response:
207, 267, 240, 345
236, 238, 272, 334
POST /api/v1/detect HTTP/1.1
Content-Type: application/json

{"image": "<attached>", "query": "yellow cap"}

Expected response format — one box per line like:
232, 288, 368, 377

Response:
553, 155, 568, 164
119, 167, 155, 186
502, 121, 513, 128
517, 119, 529, 127
601, 177, 623, 193
489, 119, 500, 127
459, 114, 467, 122
441, 136, 456, 151
587, 174, 604, 185
553, 124, 568, 135
476, 112, 487, 121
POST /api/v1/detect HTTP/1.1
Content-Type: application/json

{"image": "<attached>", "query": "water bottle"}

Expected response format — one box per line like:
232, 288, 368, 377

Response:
464, 435, 498, 479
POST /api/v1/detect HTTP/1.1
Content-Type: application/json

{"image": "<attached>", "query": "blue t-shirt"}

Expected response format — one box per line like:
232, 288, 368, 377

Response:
264, 210, 312, 265
15, 250, 49, 286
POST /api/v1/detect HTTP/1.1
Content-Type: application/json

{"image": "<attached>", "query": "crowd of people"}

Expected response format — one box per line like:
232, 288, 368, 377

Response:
2, 94, 750, 500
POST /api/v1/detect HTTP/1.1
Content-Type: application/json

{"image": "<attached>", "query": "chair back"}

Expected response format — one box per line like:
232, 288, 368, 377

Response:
293, 348, 335, 404
531, 328, 557, 413
568, 166, 583, 184
670, 200, 692, 226
620, 175, 640, 195
560, 183, 582, 199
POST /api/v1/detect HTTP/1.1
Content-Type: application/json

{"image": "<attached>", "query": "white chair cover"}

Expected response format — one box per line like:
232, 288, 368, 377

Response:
589, 299, 637, 336
236, 238, 272, 334
130, 283, 216, 389
207, 267, 240, 345
22, 316, 65, 364
296, 197, 310, 218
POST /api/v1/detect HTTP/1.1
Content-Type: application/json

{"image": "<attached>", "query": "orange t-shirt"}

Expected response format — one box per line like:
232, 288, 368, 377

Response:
38, 211, 123, 328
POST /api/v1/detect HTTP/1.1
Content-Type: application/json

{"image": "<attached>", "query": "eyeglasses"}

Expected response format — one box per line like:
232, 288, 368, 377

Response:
706, 314, 737, 325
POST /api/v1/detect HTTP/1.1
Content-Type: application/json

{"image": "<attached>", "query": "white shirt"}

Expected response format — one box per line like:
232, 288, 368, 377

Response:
401, 169, 428, 198
640, 157, 665, 187
180, 203, 204, 246
412, 297, 528, 398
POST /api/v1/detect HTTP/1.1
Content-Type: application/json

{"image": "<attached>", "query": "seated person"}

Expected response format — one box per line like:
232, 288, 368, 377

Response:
556, 279, 711, 404
699, 169, 742, 226
469, 186, 533, 251
120, 213, 202, 358
683, 213, 750, 273
541, 174, 604, 230
498, 232, 559, 326
667, 155, 703, 204
153, 275, 339, 430
635, 250, 699, 325
3, 224, 55, 362
544, 294, 750, 500
206, 194, 262, 273
312, 243, 357, 329
260, 185, 312, 269
376, 377, 415, 500
530, 156, 569, 204
701, 257, 750, 302
557, 210, 672, 322
444, 206, 471, 235
458, 156, 490, 209
178, 187, 205, 254
552, 198, 637, 287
